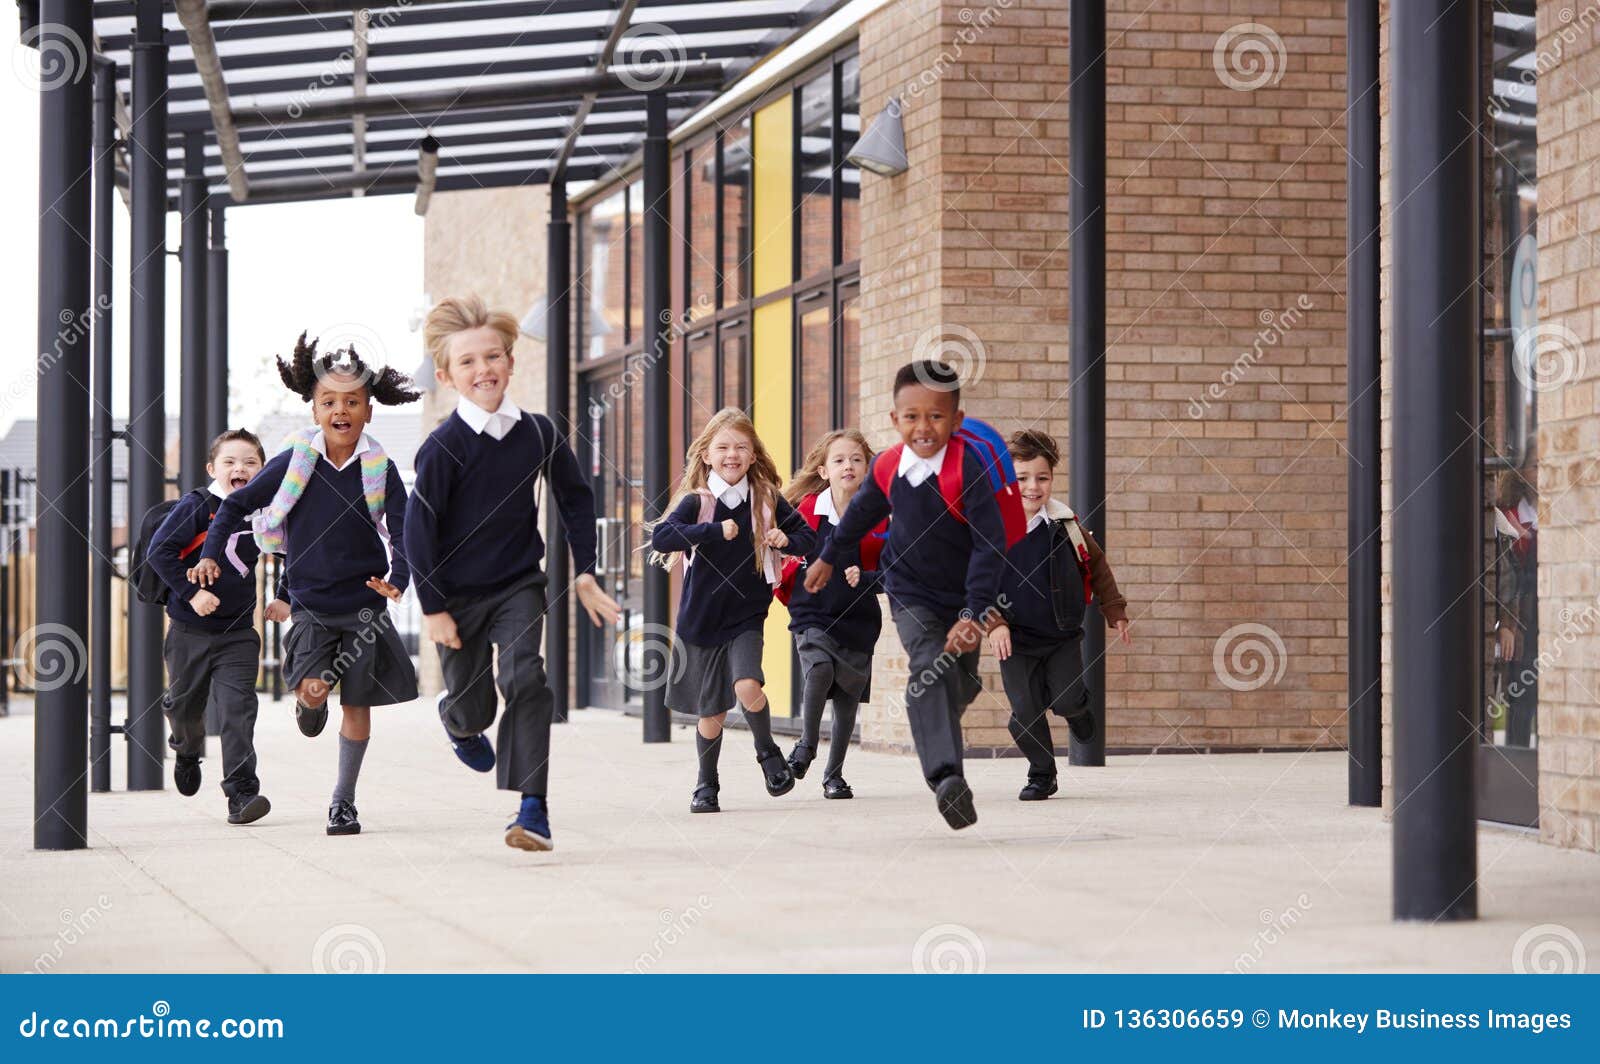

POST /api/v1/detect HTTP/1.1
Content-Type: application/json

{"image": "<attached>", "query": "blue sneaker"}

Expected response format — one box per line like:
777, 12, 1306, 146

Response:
440, 693, 494, 772
505, 795, 553, 852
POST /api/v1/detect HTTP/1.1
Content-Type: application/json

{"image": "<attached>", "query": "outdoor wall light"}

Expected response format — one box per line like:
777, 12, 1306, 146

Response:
520, 297, 548, 343
848, 97, 908, 177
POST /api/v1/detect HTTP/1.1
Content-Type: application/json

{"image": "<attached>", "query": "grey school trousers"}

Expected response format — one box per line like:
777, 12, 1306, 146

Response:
891, 603, 982, 791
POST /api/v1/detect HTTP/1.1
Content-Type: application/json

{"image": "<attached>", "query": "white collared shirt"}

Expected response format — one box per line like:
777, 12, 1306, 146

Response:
456, 394, 522, 441
897, 443, 947, 489
813, 488, 841, 522
310, 430, 374, 472
1027, 508, 1049, 533
206, 479, 230, 500
707, 471, 749, 509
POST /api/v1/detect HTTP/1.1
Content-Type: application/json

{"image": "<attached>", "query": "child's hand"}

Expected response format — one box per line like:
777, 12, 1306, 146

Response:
844, 565, 861, 587
187, 558, 221, 587
264, 599, 291, 624
943, 616, 983, 656
188, 589, 220, 617
366, 576, 403, 601
988, 622, 1012, 661
1113, 619, 1132, 646
576, 573, 622, 628
424, 611, 461, 650
1496, 626, 1514, 661
803, 559, 834, 594
762, 527, 789, 549
721, 519, 739, 541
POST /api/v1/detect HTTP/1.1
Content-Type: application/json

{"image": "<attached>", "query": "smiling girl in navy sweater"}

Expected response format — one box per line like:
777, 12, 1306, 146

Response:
778, 429, 887, 799
649, 408, 817, 814
193, 335, 419, 837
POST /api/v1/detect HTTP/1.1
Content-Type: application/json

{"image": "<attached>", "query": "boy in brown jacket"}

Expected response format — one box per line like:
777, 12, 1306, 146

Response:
988, 429, 1131, 799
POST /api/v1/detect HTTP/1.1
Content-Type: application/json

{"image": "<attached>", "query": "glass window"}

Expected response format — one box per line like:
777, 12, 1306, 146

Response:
839, 55, 861, 266
840, 285, 860, 428
686, 331, 716, 446
721, 119, 753, 306
626, 180, 644, 346
687, 144, 716, 323
797, 293, 832, 448
720, 329, 749, 413
798, 71, 833, 281
586, 190, 627, 359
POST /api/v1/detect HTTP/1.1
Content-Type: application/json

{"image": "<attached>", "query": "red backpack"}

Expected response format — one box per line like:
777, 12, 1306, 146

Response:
869, 417, 1028, 550
774, 492, 888, 605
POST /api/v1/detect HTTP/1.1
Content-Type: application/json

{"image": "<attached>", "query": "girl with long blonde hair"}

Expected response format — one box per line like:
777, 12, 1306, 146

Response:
775, 429, 887, 797
649, 408, 817, 813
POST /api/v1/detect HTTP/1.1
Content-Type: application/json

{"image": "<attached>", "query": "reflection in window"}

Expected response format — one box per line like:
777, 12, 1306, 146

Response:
840, 286, 860, 428
687, 331, 716, 446
798, 296, 832, 448
722, 119, 753, 306
799, 72, 833, 280
586, 189, 626, 359
720, 330, 749, 413
840, 55, 860, 266
687, 144, 716, 323
627, 180, 644, 345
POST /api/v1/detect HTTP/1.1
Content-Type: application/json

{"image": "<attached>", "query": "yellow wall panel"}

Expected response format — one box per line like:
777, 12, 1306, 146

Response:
753, 96, 793, 297
752, 297, 793, 715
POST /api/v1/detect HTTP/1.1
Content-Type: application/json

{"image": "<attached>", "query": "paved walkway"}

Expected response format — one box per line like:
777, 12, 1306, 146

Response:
2, 697, 1596, 973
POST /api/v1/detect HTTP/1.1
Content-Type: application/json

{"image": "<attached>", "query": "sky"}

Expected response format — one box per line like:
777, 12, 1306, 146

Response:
2, 19, 426, 439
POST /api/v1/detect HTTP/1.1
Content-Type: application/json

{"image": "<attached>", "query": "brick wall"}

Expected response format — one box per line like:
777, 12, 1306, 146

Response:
857, 0, 1349, 755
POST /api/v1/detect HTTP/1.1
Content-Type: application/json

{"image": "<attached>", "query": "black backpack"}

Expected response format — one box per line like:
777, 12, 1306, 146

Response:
129, 491, 211, 606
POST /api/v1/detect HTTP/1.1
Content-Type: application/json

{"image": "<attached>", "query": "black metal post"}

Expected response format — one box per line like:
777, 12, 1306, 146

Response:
1068, 0, 1107, 767
207, 206, 230, 441
1346, 0, 1382, 808
180, 132, 209, 488
1391, 0, 1480, 922
91, 56, 115, 794
641, 92, 671, 744
546, 178, 572, 723
34, 0, 95, 850
127, 0, 169, 790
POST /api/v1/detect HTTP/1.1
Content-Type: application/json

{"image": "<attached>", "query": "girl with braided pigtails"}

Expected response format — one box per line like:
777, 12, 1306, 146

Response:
191, 333, 420, 837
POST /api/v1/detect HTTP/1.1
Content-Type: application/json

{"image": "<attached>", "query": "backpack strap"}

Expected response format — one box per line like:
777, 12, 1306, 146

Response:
935, 435, 968, 521
523, 411, 556, 503
797, 492, 822, 531
871, 445, 900, 498
1055, 505, 1095, 604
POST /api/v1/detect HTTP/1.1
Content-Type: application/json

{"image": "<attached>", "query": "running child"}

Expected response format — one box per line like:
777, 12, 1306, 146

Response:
649, 407, 818, 814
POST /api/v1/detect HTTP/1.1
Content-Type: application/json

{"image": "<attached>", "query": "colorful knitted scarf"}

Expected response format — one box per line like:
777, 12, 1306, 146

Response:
253, 426, 393, 572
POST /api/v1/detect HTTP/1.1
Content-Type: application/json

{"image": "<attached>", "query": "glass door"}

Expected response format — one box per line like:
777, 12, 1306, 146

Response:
577, 367, 638, 710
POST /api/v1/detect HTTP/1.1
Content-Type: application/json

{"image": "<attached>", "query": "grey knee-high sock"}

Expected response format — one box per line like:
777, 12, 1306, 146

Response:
798, 666, 831, 753
743, 704, 780, 759
825, 696, 859, 779
695, 731, 722, 789
331, 735, 369, 805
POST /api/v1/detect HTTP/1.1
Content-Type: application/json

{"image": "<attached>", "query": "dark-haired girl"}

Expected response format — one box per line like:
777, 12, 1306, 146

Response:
192, 334, 420, 837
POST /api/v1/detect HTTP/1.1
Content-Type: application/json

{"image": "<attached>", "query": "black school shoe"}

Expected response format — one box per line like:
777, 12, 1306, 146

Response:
174, 755, 201, 797
934, 775, 978, 830
822, 775, 854, 800
1066, 710, 1097, 744
758, 751, 796, 797
690, 784, 721, 814
326, 799, 361, 835
295, 700, 328, 738
1018, 777, 1059, 801
227, 792, 271, 825
786, 743, 816, 780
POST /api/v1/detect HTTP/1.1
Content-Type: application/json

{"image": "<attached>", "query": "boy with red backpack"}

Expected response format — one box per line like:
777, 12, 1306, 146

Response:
803, 360, 1016, 831
987, 429, 1130, 800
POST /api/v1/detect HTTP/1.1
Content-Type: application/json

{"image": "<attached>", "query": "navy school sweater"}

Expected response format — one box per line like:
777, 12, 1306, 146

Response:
821, 446, 1007, 621
651, 490, 817, 646
150, 488, 263, 633
999, 518, 1087, 652
405, 411, 600, 614
786, 510, 883, 653
202, 445, 409, 616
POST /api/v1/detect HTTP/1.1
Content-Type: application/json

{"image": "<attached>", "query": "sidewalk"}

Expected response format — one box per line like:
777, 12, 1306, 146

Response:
2, 697, 1596, 973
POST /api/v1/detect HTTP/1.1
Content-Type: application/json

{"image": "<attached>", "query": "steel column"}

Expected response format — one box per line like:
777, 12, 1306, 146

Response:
1068, 0, 1107, 767
641, 92, 671, 744
34, 0, 95, 849
546, 179, 573, 724
180, 132, 209, 488
91, 56, 115, 794
1391, 0, 1480, 921
207, 207, 229, 441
